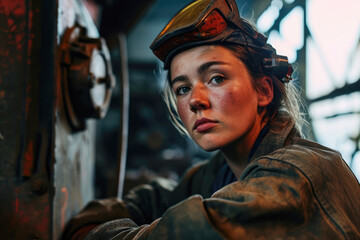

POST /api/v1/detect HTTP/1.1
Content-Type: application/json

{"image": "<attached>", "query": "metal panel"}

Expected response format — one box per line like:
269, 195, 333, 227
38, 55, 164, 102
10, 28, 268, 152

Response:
0, 0, 57, 239
0, 0, 154, 238
53, 0, 100, 238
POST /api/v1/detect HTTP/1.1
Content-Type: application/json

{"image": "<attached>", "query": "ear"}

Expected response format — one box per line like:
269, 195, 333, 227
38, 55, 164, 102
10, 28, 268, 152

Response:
256, 76, 273, 107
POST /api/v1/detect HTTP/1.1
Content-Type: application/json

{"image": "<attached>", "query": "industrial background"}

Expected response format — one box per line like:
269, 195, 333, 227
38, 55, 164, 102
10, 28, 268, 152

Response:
0, 0, 359, 239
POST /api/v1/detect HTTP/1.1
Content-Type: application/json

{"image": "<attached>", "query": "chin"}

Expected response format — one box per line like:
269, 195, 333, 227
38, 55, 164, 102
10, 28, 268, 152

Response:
196, 140, 225, 152
192, 132, 230, 151
201, 146, 218, 152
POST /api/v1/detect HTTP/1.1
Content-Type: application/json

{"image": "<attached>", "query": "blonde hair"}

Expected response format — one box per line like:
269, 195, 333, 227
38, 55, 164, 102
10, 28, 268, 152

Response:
162, 43, 308, 138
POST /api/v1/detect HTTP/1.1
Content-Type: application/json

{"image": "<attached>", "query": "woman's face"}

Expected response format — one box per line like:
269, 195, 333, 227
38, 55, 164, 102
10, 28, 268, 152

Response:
170, 45, 271, 151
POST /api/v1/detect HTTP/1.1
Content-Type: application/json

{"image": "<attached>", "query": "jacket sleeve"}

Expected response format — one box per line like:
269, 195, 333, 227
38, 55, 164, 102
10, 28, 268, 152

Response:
123, 152, 224, 223
61, 153, 223, 240
82, 157, 337, 240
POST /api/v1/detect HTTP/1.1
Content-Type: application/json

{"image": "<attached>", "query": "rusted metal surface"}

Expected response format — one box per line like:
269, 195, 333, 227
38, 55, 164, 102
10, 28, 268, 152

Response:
0, 0, 57, 239
53, 0, 103, 238
0, 0, 102, 239
59, 24, 115, 131
0, 0, 155, 238
52, 118, 96, 239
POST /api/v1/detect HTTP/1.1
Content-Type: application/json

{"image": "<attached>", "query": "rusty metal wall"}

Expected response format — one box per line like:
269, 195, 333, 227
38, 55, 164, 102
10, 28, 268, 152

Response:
0, 0, 101, 239
0, 0, 57, 239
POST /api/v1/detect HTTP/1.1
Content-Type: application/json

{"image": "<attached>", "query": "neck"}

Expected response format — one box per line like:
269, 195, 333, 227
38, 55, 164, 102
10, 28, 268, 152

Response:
221, 116, 267, 180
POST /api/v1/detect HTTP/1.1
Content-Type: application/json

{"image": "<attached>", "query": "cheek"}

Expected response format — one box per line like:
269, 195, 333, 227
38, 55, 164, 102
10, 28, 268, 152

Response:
221, 90, 237, 104
176, 100, 190, 125
212, 85, 258, 114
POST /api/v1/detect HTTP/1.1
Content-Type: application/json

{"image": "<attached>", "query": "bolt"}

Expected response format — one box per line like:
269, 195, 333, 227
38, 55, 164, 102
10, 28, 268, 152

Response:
88, 73, 96, 88
31, 179, 47, 195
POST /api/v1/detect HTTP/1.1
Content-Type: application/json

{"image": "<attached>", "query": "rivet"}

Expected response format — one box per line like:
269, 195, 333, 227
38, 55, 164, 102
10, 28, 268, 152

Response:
31, 179, 47, 195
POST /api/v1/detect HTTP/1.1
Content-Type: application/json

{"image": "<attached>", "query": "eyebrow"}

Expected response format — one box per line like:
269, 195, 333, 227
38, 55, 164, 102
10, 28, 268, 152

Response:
170, 61, 228, 87
198, 61, 227, 75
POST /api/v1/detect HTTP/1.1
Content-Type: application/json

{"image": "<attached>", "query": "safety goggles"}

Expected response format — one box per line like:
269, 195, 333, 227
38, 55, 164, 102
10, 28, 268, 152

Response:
150, 0, 269, 67
150, 0, 293, 82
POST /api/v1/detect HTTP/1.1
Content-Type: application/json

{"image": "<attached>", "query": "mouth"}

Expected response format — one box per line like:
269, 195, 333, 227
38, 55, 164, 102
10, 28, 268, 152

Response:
193, 117, 217, 132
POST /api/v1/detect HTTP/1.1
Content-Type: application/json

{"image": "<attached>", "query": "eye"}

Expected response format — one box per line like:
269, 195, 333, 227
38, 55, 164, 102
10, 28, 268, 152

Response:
209, 75, 225, 84
176, 86, 191, 96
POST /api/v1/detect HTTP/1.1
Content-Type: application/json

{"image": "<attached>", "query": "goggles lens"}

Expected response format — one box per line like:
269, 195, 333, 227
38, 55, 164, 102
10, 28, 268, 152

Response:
151, 0, 268, 63
151, 0, 236, 61
157, 0, 213, 39
153, 9, 228, 62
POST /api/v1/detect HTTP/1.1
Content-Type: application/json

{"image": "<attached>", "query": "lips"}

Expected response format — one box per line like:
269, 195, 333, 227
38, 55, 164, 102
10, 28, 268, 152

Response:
193, 117, 217, 132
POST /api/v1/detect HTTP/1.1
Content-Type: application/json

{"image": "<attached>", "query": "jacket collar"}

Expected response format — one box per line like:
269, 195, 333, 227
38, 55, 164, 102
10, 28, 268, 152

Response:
249, 111, 296, 163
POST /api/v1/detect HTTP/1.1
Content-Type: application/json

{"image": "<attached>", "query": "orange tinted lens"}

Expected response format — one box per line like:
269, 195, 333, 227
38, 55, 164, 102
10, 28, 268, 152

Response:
157, 0, 213, 39
153, 10, 227, 61
196, 10, 227, 37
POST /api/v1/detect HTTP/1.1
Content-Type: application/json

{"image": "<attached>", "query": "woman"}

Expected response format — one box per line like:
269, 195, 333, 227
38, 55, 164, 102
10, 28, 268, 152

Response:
63, 0, 360, 239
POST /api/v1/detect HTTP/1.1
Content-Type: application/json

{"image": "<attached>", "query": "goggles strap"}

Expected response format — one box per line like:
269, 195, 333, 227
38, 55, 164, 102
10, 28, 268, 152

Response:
224, 30, 293, 83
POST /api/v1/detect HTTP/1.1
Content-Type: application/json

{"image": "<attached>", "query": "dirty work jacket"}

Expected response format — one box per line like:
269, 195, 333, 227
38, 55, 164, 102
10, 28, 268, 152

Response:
63, 112, 360, 240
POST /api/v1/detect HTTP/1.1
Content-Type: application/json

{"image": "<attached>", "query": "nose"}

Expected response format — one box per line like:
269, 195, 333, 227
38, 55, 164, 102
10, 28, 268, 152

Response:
189, 83, 209, 113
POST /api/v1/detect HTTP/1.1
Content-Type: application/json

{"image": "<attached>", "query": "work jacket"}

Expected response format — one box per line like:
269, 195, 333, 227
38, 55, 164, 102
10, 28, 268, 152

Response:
63, 112, 360, 240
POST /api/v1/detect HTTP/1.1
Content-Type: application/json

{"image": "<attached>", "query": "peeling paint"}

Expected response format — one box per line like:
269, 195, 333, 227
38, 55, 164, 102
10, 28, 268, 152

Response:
60, 187, 69, 230
7, 17, 14, 27
27, 2, 33, 62
10, 187, 51, 238
28, 3, 32, 29
0, 0, 26, 16
0, 0, 27, 73
0, 0, 55, 238
23, 140, 34, 177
